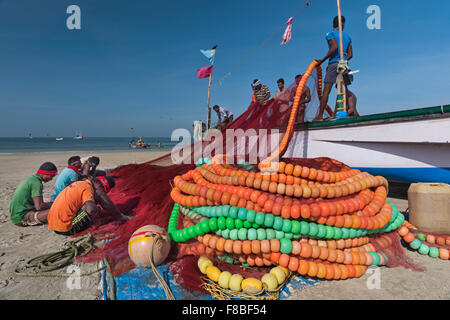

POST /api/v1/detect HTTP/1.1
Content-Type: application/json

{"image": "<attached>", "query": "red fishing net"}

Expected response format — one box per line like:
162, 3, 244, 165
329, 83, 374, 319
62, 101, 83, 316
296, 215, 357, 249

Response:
369, 232, 426, 271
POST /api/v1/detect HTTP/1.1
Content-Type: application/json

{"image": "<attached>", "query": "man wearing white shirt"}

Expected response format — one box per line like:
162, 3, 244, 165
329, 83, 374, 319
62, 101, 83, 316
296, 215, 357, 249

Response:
213, 105, 234, 130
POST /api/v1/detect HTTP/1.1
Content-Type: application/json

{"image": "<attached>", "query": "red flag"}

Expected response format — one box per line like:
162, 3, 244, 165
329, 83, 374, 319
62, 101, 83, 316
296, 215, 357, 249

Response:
197, 65, 213, 78
281, 17, 293, 45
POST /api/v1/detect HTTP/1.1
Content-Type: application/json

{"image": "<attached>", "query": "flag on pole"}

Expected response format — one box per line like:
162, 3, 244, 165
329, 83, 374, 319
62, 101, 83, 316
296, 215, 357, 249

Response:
197, 65, 213, 78
200, 48, 216, 65
281, 17, 293, 45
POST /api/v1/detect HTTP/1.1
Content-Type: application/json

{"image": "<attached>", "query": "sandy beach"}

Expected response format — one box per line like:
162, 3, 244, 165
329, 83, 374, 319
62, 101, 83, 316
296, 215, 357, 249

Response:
0, 151, 449, 300
0, 150, 167, 299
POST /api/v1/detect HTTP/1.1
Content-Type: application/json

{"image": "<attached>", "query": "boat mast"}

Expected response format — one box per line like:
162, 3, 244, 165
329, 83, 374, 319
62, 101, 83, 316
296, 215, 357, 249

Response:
336, 0, 347, 117
206, 45, 217, 130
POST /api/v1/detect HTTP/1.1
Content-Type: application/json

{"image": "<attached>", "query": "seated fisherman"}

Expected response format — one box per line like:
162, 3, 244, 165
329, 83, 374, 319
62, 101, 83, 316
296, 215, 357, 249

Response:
47, 176, 131, 236
9, 162, 58, 227
213, 105, 234, 130
54, 156, 82, 196
80, 156, 105, 178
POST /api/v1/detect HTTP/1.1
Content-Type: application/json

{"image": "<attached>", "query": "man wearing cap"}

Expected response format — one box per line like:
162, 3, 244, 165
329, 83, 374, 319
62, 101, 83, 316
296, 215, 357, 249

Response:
251, 79, 271, 105
47, 176, 131, 236
80, 156, 106, 178
54, 156, 82, 196
9, 162, 58, 227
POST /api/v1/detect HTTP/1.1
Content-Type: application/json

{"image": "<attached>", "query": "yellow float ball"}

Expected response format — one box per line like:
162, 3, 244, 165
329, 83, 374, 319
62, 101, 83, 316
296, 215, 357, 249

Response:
242, 278, 263, 294
229, 274, 244, 291
278, 266, 289, 276
198, 257, 213, 274
218, 271, 232, 289
270, 267, 286, 284
261, 273, 278, 291
206, 266, 221, 282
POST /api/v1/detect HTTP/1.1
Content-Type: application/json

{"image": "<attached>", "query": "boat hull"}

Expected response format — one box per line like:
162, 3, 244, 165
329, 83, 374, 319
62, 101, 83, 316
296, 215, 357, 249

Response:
281, 105, 450, 184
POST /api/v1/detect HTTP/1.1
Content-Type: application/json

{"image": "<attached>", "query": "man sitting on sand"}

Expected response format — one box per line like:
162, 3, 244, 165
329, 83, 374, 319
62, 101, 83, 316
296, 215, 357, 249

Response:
47, 176, 131, 236
80, 156, 106, 178
54, 156, 82, 196
9, 162, 58, 227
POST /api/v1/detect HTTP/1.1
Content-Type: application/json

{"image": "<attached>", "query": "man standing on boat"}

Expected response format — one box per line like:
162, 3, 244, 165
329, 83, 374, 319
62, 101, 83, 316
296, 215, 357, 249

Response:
289, 74, 311, 123
213, 105, 234, 130
251, 79, 271, 105
313, 16, 357, 121
274, 78, 291, 113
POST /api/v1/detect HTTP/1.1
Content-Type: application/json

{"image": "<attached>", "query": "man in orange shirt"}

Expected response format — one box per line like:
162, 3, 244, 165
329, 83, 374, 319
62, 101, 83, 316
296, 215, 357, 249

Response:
48, 176, 131, 236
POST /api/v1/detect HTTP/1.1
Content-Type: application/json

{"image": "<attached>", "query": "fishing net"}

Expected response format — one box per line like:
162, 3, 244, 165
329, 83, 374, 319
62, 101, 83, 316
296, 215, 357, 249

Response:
77, 64, 424, 296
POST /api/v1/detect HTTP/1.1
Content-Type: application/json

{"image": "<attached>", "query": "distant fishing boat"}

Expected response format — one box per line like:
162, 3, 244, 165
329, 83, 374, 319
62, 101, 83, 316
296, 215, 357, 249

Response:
281, 105, 450, 184
56, 137, 64, 141
73, 131, 83, 140
129, 136, 149, 149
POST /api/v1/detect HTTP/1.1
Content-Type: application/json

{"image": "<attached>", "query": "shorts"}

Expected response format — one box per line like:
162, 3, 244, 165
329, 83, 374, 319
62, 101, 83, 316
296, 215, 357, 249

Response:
54, 210, 92, 236
223, 115, 234, 125
324, 62, 339, 84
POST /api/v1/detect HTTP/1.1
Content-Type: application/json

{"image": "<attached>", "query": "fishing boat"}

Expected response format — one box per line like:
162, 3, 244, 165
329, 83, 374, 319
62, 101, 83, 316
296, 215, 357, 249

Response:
56, 137, 64, 141
73, 132, 83, 140
129, 136, 149, 149
281, 104, 450, 184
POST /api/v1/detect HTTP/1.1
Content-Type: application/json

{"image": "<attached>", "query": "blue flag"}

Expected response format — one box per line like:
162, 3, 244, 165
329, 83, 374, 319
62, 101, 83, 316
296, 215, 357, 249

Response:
200, 48, 216, 65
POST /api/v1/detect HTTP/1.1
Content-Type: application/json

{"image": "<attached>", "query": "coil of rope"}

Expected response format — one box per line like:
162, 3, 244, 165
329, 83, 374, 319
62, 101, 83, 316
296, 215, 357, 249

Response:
13, 233, 105, 277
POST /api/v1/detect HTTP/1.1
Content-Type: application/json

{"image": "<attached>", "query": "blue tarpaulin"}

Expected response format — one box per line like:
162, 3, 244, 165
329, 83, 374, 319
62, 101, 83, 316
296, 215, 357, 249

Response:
102, 260, 321, 300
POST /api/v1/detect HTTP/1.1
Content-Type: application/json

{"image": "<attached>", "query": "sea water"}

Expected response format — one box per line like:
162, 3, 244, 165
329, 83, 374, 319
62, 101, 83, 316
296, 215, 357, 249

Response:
0, 137, 179, 153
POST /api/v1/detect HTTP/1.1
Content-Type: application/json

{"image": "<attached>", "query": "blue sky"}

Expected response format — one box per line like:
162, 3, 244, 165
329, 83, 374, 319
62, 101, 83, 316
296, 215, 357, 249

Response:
0, 0, 449, 137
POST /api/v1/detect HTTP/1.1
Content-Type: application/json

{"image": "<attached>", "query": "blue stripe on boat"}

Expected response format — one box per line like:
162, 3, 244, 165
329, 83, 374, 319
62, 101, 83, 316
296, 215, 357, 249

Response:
354, 167, 450, 184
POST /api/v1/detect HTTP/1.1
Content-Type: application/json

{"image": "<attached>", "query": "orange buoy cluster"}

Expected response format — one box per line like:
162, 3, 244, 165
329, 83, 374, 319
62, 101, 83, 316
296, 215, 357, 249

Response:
166, 60, 448, 289
397, 223, 450, 260
168, 159, 403, 281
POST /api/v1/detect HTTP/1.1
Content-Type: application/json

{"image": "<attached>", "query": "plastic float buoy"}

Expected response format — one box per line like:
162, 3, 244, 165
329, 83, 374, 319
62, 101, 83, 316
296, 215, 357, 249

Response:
128, 225, 171, 267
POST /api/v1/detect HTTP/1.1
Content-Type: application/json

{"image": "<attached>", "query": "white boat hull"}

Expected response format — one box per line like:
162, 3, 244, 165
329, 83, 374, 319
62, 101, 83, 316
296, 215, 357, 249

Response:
282, 116, 450, 184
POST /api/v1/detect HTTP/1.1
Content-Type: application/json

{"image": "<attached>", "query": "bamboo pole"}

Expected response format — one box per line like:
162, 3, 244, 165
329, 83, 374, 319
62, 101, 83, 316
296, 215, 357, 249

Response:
206, 72, 213, 129
206, 45, 217, 130
336, 0, 347, 114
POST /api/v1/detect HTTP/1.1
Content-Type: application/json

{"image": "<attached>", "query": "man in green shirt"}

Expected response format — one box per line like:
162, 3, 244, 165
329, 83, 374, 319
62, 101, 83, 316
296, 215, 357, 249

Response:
10, 162, 58, 227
